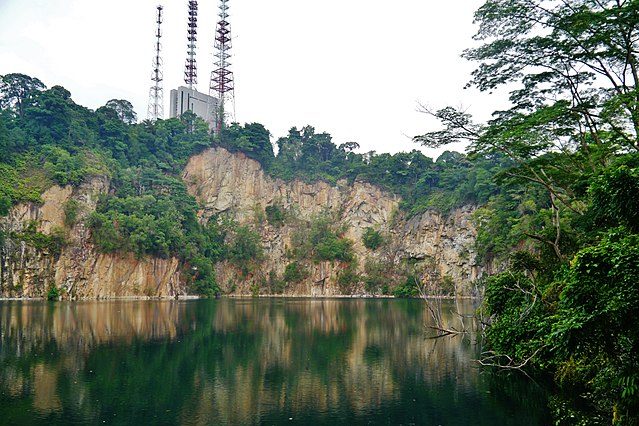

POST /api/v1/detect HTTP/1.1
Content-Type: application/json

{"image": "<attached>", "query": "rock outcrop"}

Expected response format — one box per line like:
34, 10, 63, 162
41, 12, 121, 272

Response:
0, 177, 184, 299
1, 147, 482, 299
183, 148, 482, 296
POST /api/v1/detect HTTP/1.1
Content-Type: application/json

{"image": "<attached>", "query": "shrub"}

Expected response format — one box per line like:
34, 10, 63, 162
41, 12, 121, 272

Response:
187, 255, 220, 297
291, 214, 355, 264
14, 222, 66, 257
588, 163, 639, 233
283, 262, 308, 283
337, 265, 360, 292
267, 270, 286, 294
46, 285, 60, 301
363, 259, 392, 293
441, 275, 456, 296
553, 231, 639, 418
392, 276, 419, 298
228, 225, 263, 275
362, 227, 384, 250
0, 195, 10, 216
63, 199, 81, 228
265, 204, 286, 226
315, 236, 354, 263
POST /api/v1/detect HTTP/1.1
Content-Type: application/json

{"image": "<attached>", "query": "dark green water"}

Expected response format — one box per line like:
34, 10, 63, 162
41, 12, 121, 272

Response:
0, 299, 551, 425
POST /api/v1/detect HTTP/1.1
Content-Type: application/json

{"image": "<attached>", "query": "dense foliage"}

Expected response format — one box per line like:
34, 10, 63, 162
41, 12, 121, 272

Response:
1, 72, 502, 299
361, 228, 384, 251
415, 0, 639, 422
290, 213, 355, 264
0, 74, 223, 295
256, 126, 506, 214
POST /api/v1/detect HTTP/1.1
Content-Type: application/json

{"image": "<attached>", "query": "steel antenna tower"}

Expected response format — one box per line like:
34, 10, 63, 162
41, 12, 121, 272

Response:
184, 1, 199, 90
147, 5, 164, 121
210, 0, 234, 135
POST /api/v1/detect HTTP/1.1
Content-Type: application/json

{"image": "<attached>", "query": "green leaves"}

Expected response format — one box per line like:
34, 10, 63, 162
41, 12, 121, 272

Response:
0, 73, 46, 116
362, 227, 384, 251
588, 162, 639, 233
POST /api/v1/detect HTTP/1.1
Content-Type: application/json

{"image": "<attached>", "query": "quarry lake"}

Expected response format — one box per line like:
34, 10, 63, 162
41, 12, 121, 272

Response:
0, 299, 551, 425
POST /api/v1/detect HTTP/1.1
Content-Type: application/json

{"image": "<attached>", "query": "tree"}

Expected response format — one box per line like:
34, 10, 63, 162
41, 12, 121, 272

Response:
0, 73, 46, 117
221, 122, 274, 167
412, 0, 639, 261
23, 86, 73, 146
103, 99, 137, 124
417, 2, 639, 421
0, 110, 10, 160
227, 225, 263, 275
338, 141, 360, 153
465, 0, 639, 153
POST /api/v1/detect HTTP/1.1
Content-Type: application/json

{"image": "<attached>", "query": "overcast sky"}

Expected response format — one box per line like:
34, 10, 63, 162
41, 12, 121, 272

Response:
0, 0, 508, 157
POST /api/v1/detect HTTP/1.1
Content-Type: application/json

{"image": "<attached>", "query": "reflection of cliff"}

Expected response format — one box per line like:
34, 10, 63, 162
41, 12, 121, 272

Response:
0, 299, 550, 425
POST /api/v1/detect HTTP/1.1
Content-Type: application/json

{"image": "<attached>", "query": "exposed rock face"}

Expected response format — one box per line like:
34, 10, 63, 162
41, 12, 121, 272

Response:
184, 148, 482, 296
1, 147, 482, 299
0, 177, 184, 299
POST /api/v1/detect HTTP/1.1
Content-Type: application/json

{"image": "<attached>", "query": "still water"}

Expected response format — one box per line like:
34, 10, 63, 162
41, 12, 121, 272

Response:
0, 299, 551, 425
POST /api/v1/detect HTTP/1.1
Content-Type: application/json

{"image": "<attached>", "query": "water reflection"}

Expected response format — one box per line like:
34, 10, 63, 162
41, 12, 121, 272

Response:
0, 299, 551, 425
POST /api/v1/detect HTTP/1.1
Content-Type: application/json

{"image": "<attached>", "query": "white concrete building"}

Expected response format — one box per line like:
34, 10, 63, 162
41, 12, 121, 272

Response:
169, 86, 218, 129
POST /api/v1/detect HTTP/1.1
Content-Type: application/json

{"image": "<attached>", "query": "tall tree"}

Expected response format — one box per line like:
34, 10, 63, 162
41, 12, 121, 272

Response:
103, 99, 137, 125
0, 73, 46, 117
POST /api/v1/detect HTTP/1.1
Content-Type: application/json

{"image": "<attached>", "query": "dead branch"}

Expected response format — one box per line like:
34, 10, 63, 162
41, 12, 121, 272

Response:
476, 345, 548, 371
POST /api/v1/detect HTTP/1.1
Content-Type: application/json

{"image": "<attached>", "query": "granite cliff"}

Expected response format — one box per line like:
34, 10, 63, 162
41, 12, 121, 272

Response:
0, 147, 483, 299
0, 177, 183, 299
184, 148, 482, 296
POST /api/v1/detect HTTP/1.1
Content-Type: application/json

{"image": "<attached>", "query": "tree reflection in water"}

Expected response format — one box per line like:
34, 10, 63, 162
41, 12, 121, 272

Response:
0, 299, 551, 425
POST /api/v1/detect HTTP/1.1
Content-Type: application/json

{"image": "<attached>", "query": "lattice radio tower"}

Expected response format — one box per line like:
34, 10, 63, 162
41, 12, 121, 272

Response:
210, 0, 234, 134
147, 5, 164, 121
184, 1, 199, 89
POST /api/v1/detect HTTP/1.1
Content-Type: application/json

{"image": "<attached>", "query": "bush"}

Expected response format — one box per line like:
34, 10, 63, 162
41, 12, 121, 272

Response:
441, 275, 456, 296
362, 227, 384, 250
337, 265, 360, 292
291, 214, 356, 264
63, 199, 81, 228
267, 270, 286, 294
363, 259, 392, 293
187, 255, 220, 297
283, 262, 308, 283
0, 195, 10, 216
228, 225, 263, 275
392, 276, 419, 298
484, 272, 531, 316
14, 222, 66, 256
588, 163, 639, 233
315, 236, 354, 263
87, 212, 123, 252
265, 204, 285, 226
553, 230, 639, 419
46, 285, 60, 301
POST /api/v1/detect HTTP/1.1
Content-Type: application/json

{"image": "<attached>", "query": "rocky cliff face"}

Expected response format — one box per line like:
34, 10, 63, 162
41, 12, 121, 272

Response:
0, 177, 184, 299
183, 148, 482, 296
1, 147, 482, 299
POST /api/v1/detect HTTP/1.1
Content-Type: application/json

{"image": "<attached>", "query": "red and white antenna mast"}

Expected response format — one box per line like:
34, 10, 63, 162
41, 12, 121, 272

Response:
210, 0, 234, 134
147, 5, 164, 121
184, 1, 198, 90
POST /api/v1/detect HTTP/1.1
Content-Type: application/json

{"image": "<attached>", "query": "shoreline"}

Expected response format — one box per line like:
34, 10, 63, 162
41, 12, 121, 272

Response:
0, 294, 480, 302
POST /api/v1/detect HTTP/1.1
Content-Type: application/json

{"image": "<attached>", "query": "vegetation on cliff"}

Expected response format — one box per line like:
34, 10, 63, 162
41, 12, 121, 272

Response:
415, 0, 639, 422
0, 72, 503, 297
221, 123, 507, 215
